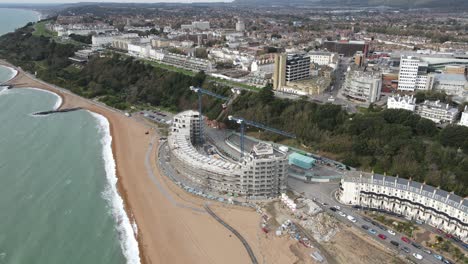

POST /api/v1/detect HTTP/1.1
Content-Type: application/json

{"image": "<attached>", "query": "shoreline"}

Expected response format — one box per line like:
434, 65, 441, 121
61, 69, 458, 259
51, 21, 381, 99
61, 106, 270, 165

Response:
0, 63, 144, 264
0, 59, 310, 264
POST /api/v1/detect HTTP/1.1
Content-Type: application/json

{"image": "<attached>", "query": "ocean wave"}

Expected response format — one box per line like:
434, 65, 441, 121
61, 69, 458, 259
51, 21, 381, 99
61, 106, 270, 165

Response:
89, 111, 141, 264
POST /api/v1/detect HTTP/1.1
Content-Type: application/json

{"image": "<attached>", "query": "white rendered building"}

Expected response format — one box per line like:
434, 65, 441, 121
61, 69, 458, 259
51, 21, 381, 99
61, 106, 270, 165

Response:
387, 94, 417, 112
308, 51, 337, 66
460, 108, 468, 127
343, 70, 382, 103
339, 172, 468, 243
236, 20, 245, 32
167, 111, 288, 198
416, 100, 459, 124
92, 33, 139, 49
398, 56, 433, 91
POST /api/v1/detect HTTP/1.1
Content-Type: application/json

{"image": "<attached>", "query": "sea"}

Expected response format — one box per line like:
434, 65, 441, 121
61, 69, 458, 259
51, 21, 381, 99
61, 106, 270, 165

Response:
0, 8, 139, 264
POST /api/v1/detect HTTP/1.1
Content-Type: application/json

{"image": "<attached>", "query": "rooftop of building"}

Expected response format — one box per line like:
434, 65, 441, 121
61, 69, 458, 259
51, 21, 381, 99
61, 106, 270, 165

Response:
343, 171, 468, 213
420, 100, 458, 112
388, 94, 416, 104
434, 73, 467, 82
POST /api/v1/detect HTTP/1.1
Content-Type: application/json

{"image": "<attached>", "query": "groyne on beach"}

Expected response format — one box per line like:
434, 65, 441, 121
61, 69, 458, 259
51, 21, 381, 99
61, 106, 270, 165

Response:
33, 107, 82, 116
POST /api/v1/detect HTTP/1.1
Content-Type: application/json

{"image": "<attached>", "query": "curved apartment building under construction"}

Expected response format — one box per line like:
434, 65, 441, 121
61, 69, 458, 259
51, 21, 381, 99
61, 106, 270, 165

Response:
167, 110, 288, 198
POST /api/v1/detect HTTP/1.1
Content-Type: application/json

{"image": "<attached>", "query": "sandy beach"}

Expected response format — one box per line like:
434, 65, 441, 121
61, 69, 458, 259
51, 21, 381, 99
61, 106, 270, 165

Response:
0, 61, 311, 264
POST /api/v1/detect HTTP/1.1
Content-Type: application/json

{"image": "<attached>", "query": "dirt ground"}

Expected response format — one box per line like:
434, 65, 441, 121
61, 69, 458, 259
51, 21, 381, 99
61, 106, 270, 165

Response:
264, 200, 406, 264
322, 226, 405, 264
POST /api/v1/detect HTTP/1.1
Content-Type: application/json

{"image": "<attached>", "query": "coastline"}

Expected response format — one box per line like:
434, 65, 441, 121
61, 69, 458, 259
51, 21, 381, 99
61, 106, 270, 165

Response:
0, 60, 311, 264
0, 63, 142, 264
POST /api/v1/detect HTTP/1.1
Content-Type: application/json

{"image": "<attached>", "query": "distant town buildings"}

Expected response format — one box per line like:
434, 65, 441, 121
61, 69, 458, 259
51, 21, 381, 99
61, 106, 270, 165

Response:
308, 51, 338, 67
323, 40, 368, 57
53, 24, 116, 37
181, 21, 210, 31
235, 19, 245, 32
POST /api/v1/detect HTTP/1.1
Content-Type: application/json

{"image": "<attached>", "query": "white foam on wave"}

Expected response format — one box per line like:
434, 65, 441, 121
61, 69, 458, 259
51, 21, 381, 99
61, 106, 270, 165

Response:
89, 111, 141, 264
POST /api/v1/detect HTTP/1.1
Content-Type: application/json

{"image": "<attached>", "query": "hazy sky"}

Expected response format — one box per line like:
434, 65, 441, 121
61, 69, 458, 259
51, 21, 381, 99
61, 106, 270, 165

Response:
0, 0, 231, 2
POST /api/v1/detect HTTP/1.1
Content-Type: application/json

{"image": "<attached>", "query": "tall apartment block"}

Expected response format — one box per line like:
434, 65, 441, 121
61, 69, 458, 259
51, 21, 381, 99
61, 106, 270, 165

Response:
273, 53, 311, 90
398, 55, 434, 91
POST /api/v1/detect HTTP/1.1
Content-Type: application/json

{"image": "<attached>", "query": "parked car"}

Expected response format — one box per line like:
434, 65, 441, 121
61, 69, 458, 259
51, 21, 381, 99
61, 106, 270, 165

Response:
338, 211, 346, 217
334, 205, 341, 210
442, 259, 453, 264
347, 215, 357, 223
412, 253, 423, 260
361, 225, 369, 230
390, 240, 399, 247
329, 207, 337, 212
378, 234, 387, 240
401, 237, 411, 243
411, 242, 422, 249
433, 254, 443, 260
422, 248, 431, 255
402, 246, 411, 253
387, 230, 396, 236
363, 217, 371, 222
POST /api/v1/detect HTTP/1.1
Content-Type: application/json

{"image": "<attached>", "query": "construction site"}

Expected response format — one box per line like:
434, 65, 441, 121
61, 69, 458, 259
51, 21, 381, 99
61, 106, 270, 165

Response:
163, 86, 345, 200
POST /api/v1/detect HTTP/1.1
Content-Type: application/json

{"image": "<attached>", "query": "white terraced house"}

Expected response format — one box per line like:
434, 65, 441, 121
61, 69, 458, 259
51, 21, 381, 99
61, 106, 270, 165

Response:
339, 171, 468, 243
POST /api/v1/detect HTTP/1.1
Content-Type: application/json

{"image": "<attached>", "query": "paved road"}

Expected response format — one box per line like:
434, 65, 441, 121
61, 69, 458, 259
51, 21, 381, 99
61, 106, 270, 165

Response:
288, 178, 447, 264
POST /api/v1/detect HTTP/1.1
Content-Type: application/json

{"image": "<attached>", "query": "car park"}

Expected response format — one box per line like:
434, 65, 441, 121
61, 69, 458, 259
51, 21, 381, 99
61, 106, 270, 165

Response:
387, 230, 396, 236
368, 229, 377, 235
412, 253, 423, 260
402, 246, 411, 253
378, 234, 387, 240
401, 237, 411, 243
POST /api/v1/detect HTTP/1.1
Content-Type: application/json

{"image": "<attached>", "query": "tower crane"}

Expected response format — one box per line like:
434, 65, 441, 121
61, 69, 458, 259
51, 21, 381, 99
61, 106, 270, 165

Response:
189, 86, 240, 144
228, 116, 296, 158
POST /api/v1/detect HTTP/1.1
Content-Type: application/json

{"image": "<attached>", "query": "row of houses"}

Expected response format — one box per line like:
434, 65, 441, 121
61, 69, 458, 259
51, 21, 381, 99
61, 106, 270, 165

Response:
339, 171, 467, 243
